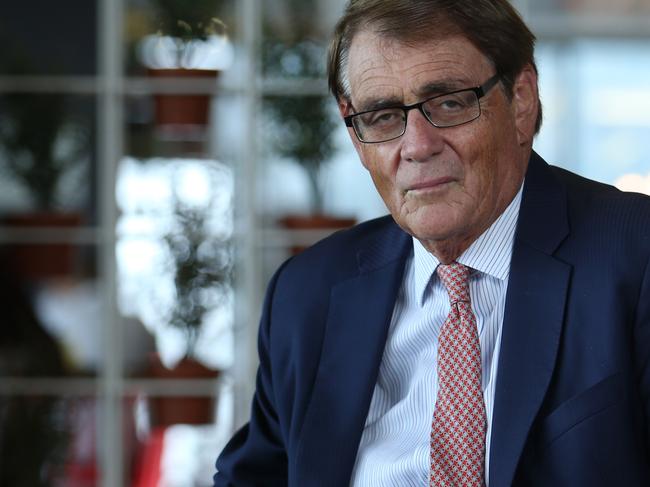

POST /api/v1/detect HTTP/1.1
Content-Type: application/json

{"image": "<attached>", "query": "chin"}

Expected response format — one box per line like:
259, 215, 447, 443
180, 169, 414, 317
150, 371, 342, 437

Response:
400, 201, 454, 227
402, 219, 456, 243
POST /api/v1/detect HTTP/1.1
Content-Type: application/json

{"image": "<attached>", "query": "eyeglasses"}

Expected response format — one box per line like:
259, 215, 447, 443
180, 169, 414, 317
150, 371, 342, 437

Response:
344, 73, 501, 144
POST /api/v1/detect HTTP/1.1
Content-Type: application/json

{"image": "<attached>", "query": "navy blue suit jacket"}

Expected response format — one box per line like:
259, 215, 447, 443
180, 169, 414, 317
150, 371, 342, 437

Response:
214, 153, 650, 486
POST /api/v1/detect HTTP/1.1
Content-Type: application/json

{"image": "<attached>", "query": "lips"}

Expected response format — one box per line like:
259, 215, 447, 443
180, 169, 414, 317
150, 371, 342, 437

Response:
406, 177, 455, 192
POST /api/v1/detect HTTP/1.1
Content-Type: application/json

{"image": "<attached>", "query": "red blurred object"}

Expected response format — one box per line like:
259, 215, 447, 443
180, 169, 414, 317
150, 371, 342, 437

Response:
278, 214, 356, 255
132, 427, 165, 487
148, 355, 220, 426
3, 212, 84, 280
148, 69, 218, 127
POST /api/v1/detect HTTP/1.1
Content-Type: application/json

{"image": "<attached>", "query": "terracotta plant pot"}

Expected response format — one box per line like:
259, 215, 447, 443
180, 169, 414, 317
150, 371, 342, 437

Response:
147, 354, 220, 426
3, 212, 85, 280
148, 68, 218, 127
278, 214, 356, 255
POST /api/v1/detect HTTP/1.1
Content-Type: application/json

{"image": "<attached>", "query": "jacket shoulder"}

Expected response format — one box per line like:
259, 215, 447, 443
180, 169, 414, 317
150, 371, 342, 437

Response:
549, 165, 650, 223
546, 164, 650, 264
278, 215, 407, 283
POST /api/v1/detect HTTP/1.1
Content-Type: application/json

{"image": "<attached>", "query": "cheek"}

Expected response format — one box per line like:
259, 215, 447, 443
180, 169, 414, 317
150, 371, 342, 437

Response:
361, 147, 404, 208
369, 165, 401, 206
367, 177, 402, 225
459, 120, 522, 211
468, 154, 501, 209
457, 123, 504, 188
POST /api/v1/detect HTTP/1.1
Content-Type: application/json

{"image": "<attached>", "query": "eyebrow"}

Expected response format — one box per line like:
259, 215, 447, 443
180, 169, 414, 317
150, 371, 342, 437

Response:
416, 79, 471, 98
355, 97, 403, 112
354, 78, 474, 112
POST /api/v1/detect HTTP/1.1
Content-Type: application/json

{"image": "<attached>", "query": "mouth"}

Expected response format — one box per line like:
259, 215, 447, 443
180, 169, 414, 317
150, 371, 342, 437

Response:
405, 177, 456, 194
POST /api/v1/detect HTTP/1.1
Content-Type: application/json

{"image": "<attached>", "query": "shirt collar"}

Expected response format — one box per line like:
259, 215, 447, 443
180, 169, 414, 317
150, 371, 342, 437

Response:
412, 182, 524, 304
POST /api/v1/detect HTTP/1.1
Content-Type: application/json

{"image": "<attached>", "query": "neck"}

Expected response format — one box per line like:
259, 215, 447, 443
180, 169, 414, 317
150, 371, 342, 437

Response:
418, 235, 474, 264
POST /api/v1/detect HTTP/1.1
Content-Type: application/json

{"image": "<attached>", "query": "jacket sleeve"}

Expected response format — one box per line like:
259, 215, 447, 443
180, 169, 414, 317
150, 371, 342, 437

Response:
213, 264, 289, 487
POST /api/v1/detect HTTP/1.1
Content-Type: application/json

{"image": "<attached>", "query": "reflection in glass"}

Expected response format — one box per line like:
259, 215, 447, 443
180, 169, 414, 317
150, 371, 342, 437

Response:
0, 94, 94, 216
0, 245, 100, 376
125, 83, 217, 158
263, 94, 338, 214
534, 40, 650, 187
129, 383, 234, 486
0, 0, 96, 76
262, 0, 340, 54
116, 157, 234, 374
125, 0, 237, 75
0, 396, 98, 486
530, 0, 650, 14
137, 33, 234, 71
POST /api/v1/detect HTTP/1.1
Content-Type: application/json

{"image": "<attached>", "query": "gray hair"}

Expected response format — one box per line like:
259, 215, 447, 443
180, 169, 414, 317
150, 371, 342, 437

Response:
327, 0, 543, 133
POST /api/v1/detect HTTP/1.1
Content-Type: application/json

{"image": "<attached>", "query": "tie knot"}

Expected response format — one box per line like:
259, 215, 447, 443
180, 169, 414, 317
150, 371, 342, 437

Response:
436, 262, 470, 304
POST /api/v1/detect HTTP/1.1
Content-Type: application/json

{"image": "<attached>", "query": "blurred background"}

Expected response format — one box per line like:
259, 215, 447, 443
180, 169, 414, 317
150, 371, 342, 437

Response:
0, 0, 649, 485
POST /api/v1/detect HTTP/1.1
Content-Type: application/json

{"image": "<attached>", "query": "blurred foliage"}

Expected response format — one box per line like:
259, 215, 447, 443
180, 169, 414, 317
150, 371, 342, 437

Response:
263, 0, 327, 42
154, 0, 227, 41
164, 201, 232, 357
263, 41, 337, 213
0, 94, 89, 210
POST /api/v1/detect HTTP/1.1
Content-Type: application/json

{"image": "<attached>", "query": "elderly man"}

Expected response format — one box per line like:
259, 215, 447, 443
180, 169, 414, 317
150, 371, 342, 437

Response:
214, 0, 650, 485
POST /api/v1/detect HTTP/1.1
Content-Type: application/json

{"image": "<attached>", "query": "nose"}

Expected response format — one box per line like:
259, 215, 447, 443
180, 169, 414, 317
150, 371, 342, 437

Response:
400, 108, 445, 163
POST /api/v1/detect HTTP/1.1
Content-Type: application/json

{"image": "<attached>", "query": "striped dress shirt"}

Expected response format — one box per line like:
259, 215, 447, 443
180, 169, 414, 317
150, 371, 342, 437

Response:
350, 184, 524, 487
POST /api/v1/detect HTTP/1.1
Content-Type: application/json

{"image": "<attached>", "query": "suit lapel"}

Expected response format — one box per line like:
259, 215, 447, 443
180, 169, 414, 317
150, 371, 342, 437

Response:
294, 224, 410, 486
489, 153, 572, 486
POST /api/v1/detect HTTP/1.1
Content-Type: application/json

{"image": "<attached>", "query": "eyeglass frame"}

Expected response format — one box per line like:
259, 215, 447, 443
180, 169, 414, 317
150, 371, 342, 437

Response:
343, 73, 502, 144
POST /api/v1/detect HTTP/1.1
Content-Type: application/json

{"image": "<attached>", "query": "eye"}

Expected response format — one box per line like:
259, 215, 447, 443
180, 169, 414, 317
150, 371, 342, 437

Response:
440, 99, 465, 110
360, 108, 403, 127
433, 94, 470, 112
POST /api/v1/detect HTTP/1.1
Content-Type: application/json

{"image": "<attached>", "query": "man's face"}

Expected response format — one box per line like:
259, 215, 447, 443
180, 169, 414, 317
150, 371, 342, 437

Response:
341, 31, 538, 261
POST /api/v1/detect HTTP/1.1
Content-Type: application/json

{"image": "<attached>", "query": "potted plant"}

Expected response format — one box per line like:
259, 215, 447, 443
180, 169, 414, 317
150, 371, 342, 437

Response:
163, 200, 231, 357
140, 0, 232, 128
148, 195, 233, 425
264, 39, 355, 249
0, 92, 89, 279
262, 0, 355, 241
153, 0, 227, 63
0, 94, 87, 210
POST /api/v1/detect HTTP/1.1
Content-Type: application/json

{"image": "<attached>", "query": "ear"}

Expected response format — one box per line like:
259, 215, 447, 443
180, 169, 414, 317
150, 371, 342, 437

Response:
511, 64, 539, 147
338, 98, 370, 170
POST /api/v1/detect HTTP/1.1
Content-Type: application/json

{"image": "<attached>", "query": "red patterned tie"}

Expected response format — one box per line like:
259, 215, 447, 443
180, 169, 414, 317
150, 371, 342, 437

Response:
430, 263, 486, 487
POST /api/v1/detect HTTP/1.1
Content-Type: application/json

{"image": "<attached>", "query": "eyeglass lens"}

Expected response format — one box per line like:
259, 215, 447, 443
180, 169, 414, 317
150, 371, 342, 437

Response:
352, 89, 481, 143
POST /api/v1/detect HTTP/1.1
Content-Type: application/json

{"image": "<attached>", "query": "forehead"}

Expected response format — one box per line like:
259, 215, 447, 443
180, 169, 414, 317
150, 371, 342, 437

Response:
346, 30, 492, 107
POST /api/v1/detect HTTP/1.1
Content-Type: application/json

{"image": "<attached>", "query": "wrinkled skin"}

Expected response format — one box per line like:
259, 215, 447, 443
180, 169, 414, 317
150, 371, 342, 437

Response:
339, 31, 539, 263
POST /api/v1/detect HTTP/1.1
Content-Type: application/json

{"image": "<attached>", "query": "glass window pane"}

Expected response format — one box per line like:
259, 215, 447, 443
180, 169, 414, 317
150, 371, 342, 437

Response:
126, 385, 232, 486
534, 40, 650, 194
125, 92, 245, 164
262, 0, 346, 76
125, 92, 222, 159
576, 41, 650, 188
0, 245, 100, 377
0, 94, 96, 219
116, 157, 234, 377
0, 395, 99, 486
529, 0, 650, 15
0, 0, 97, 76
125, 0, 237, 76
131, 424, 219, 486
260, 94, 385, 230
